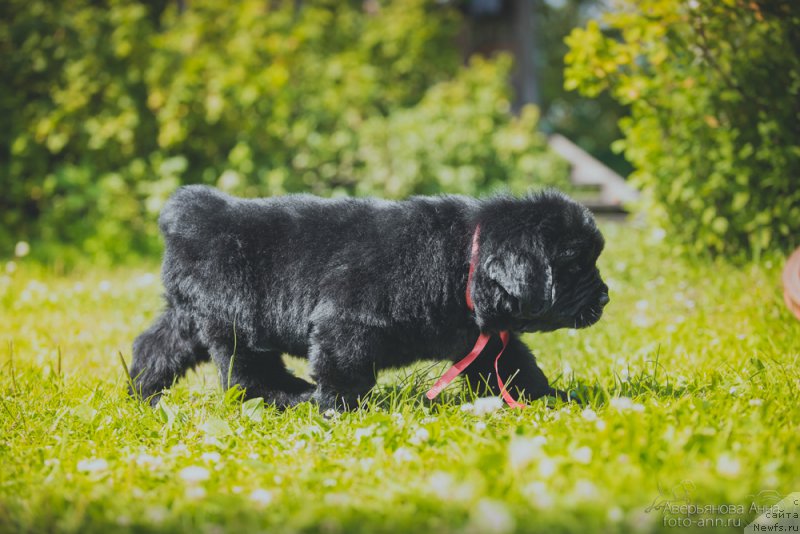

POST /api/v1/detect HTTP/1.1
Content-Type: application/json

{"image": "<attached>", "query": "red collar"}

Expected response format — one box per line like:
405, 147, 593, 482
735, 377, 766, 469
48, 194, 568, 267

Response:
425, 225, 526, 409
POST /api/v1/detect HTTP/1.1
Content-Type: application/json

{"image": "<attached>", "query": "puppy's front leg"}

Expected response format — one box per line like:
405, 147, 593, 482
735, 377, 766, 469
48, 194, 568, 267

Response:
308, 321, 379, 411
464, 334, 567, 403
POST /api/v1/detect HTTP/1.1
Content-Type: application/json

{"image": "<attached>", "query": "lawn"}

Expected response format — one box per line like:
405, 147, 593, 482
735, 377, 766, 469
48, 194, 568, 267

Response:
1, 222, 798, 533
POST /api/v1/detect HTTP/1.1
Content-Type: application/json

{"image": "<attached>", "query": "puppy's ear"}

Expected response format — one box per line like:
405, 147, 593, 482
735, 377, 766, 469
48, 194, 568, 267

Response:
484, 253, 552, 317
483, 254, 526, 316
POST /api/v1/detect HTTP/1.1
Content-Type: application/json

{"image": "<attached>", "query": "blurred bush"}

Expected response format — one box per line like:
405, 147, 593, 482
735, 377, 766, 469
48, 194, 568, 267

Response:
1, 0, 569, 264
565, 0, 800, 258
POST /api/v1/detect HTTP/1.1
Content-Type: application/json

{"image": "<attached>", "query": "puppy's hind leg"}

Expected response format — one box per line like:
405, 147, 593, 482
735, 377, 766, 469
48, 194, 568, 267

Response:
307, 322, 379, 412
209, 346, 315, 409
130, 305, 208, 405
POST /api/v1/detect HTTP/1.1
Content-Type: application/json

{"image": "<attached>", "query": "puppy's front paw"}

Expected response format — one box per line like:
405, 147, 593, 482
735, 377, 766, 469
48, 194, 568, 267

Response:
311, 387, 362, 412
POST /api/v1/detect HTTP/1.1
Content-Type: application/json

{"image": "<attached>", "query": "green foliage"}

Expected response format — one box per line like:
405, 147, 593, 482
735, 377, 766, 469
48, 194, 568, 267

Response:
1, 0, 570, 263
564, 0, 800, 257
353, 56, 569, 197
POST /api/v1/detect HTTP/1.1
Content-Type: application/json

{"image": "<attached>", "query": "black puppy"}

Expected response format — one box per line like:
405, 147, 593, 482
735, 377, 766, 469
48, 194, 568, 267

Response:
130, 186, 609, 409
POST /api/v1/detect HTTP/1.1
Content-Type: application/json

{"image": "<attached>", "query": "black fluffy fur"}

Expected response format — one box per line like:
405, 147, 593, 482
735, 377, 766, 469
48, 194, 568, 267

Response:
130, 186, 609, 409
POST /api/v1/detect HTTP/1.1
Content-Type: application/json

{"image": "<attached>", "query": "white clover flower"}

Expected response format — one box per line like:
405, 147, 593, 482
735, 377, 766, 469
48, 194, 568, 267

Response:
393, 447, 414, 463
595, 419, 607, 431
146, 507, 168, 524
135, 273, 156, 287
77, 458, 109, 473
135, 453, 164, 470
581, 408, 597, 421
508, 436, 547, 469
572, 446, 593, 464
179, 466, 210, 483
650, 227, 666, 242
538, 457, 557, 478
749, 398, 763, 407
524, 481, 554, 508
5, 261, 17, 274
170, 444, 189, 455
14, 241, 30, 258
201, 452, 221, 463
610, 397, 645, 413
409, 427, 430, 445
573, 479, 599, 500
473, 421, 487, 432
716, 454, 741, 477
185, 486, 206, 500
359, 458, 374, 471
608, 506, 624, 522
461, 396, 503, 416
250, 489, 273, 506
391, 413, 405, 426
354, 426, 374, 444
428, 471, 454, 498
469, 498, 515, 534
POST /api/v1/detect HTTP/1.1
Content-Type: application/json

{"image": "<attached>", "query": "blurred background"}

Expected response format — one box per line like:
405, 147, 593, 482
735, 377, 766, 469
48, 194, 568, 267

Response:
2, 0, 798, 265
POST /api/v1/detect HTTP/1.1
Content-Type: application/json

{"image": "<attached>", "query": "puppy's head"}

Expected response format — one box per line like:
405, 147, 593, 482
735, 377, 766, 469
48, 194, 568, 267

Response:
471, 191, 609, 333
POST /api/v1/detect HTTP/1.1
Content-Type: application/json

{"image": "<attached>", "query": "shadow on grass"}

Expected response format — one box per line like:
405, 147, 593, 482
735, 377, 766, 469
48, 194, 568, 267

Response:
359, 355, 704, 413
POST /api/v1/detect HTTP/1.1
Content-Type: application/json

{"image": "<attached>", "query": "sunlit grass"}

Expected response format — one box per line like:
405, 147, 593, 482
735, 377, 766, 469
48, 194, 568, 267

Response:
1, 222, 798, 533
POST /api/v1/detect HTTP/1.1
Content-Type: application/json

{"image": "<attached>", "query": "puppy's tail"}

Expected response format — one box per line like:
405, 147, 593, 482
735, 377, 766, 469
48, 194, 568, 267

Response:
158, 185, 229, 239
129, 304, 209, 405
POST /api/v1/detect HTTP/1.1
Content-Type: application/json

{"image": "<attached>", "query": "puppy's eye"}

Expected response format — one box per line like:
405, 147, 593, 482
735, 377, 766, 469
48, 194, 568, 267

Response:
558, 249, 578, 261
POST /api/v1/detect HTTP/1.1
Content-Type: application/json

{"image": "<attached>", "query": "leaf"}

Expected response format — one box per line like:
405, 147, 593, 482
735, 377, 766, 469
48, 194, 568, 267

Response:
201, 416, 233, 438
157, 399, 177, 427
241, 397, 265, 423
71, 403, 97, 424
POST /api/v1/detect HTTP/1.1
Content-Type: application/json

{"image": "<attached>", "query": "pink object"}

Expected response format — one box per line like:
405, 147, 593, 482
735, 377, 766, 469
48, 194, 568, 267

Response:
783, 247, 800, 321
425, 225, 525, 409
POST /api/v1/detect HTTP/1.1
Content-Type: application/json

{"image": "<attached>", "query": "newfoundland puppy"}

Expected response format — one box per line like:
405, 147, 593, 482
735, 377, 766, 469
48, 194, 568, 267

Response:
130, 186, 609, 409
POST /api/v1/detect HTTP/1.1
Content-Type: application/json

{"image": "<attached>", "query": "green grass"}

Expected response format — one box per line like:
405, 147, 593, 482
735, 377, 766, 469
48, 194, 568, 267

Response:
1, 222, 798, 533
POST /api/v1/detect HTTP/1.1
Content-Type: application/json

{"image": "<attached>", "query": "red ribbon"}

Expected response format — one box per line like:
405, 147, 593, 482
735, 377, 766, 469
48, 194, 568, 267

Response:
425, 225, 526, 409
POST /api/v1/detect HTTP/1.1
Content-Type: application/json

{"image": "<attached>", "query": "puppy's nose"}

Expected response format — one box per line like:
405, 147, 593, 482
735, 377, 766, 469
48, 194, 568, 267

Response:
598, 292, 610, 306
